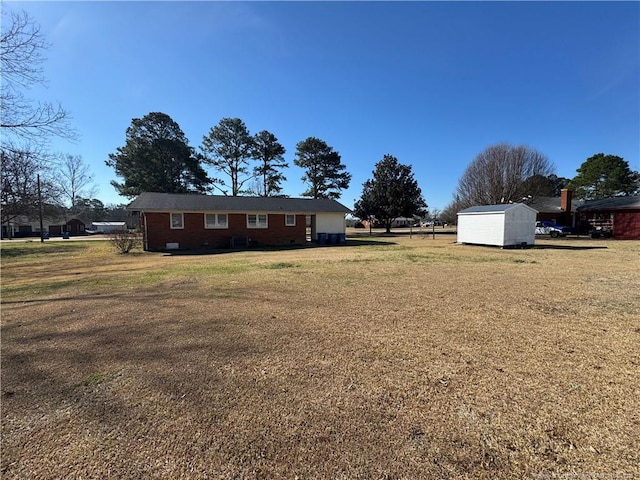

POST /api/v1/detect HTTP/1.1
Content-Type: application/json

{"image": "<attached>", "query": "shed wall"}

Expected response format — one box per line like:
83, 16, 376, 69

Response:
457, 213, 505, 246
504, 207, 536, 245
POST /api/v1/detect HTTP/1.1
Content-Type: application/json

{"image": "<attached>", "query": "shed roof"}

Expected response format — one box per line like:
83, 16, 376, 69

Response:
127, 192, 352, 214
92, 221, 126, 226
458, 203, 538, 215
576, 195, 640, 211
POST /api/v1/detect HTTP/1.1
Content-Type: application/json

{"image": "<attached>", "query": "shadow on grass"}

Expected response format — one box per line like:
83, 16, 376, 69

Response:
1, 243, 86, 258
1, 292, 127, 306
165, 238, 397, 256
532, 244, 608, 250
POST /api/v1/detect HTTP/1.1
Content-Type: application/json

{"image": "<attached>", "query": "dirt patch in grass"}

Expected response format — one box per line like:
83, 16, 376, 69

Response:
2, 237, 639, 479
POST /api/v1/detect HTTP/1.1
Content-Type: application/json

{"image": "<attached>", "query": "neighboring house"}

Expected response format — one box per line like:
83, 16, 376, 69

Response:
126, 192, 352, 251
1, 216, 85, 238
576, 196, 640, 240
457, 203, 538, 247
360, 216, 420, 229
526, 189, 577, 227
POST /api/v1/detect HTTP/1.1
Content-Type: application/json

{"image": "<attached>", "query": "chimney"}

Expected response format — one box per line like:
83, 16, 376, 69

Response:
560, 189, 572, 212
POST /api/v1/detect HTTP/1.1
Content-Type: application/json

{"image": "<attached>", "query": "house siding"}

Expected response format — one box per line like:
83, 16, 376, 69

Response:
577, 209, 640, 239
142, 212, 306, 251
312, 213, 346, 240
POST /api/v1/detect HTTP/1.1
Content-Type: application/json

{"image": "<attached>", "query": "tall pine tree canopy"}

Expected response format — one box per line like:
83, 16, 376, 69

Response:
568, 153, 638, 200
251, 130, 287, 197
201, 117, 255, 196
293, 137, 350, 199
354, 154, 427, 233
106, 112, 210, 198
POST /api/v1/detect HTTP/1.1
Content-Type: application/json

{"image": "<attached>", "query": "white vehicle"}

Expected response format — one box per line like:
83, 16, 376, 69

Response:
535, 221, 571, 238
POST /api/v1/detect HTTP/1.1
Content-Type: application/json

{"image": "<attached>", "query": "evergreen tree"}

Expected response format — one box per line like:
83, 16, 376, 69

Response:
251, 130, 287, 197
201, 118, 255, 196
568, 153, 637, 199
106, 112, 210, 198
294, 137, 350, 199
354, 154, 427, 233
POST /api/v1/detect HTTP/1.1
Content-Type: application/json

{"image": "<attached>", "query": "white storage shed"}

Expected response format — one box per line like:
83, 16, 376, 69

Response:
457, 203, 538, 247
91, 221, 127, 233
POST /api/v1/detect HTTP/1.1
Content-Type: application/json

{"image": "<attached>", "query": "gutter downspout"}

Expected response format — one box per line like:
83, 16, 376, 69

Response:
142, 212, 148, 251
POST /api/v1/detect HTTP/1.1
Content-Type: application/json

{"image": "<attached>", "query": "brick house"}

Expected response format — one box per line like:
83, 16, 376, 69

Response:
576, 195, 640, 239
526, 190, 640, 238
526, 189, 576, 227
127, 192, 352, 251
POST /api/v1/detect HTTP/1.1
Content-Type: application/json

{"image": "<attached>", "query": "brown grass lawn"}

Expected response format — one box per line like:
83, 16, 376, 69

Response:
1, 235, 639, 479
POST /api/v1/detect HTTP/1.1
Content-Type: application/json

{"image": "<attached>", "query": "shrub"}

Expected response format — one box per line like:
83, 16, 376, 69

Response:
108, 230, 142, 254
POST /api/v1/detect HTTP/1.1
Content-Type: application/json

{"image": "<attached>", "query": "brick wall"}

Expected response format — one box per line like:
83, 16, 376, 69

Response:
143, 212, 307, 251
613, 211, 640, 239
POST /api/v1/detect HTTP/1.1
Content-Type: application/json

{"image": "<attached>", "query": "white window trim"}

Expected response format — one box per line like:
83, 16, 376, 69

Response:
204, 213, 228, 229
170, 212, 184, 229
247, 213, 268, 229
285, 214, 296, 226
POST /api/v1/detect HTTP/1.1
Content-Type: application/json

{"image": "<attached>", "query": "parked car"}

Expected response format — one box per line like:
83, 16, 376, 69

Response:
589, 227, 613, 239
535, 221, 571, 237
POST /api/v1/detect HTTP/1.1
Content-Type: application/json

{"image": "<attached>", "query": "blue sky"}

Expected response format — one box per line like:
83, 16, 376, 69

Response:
6, 1, 639, 211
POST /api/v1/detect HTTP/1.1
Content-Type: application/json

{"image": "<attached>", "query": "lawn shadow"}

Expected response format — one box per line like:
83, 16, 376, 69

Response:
532, 244, 608, 250
0, 243, 86, 258
164, 238, 397, 255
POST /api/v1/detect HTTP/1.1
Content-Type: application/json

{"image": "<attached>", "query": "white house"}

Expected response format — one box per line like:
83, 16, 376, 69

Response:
457, 203, 538, 247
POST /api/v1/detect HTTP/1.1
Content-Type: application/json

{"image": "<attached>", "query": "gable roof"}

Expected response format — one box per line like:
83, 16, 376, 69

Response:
576, 195, 640, 211
458, 203, 538, 215
526, 196, 579, 214
126, 192, 352, 214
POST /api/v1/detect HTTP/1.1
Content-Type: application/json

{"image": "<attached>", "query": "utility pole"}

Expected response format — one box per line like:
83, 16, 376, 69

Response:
38, 174, 44, 243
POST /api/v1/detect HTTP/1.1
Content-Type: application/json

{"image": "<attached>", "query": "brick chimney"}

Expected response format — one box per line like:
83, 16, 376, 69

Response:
560, 189, 572, 212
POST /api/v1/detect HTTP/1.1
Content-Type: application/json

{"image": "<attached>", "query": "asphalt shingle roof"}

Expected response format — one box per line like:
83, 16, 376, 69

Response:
526, 196, 579, 213
577, 195, 640, 211
126, 192, 352, 214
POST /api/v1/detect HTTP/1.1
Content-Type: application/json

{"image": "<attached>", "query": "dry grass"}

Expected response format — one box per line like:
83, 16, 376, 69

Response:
1, 235, 639, 479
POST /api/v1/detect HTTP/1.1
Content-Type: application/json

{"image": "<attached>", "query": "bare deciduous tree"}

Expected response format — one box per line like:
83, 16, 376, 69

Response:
1, 9, 75, 144
1, 143, 61, 237
55, 154, 96, 209
454, 143, 555, 209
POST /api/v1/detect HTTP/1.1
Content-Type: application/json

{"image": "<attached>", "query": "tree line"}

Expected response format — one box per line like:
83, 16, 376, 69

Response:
106, 112, 352, 200
438, 145, 639, 225
1, 145, 130, 235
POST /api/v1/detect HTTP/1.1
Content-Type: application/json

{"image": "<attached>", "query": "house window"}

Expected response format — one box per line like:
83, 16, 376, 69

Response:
247, 214, 268, 229
285, 214, 296, 226
170, 213, 184, 229
205, 213, 228, 229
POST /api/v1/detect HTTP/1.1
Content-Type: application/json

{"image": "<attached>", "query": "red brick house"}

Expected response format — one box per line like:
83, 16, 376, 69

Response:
526, 190, 640, 238
576, 195, 640, 239
127, 192, 352, 251
526, 189, 576, 227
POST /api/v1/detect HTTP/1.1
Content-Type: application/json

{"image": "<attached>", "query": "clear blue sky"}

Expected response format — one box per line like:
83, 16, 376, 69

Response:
7, 1, 640, 212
